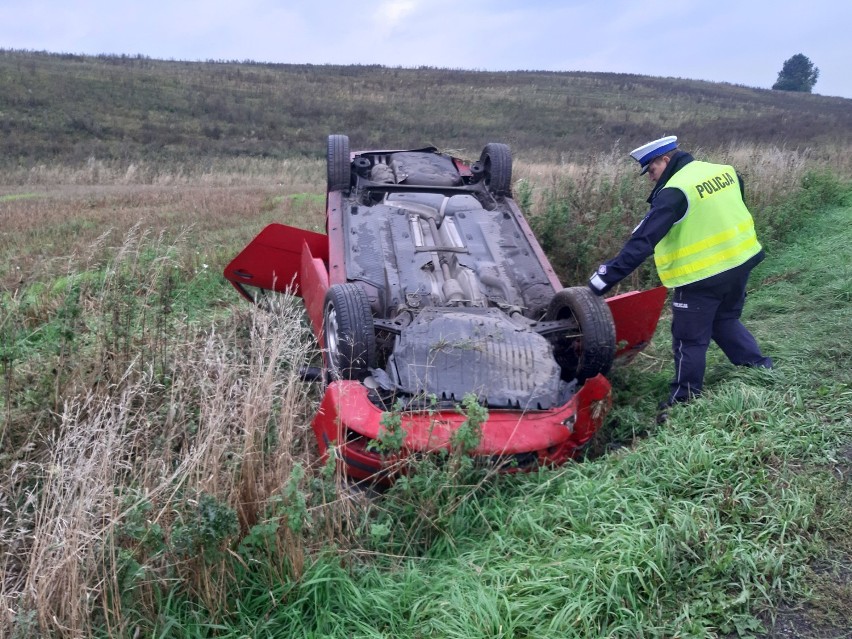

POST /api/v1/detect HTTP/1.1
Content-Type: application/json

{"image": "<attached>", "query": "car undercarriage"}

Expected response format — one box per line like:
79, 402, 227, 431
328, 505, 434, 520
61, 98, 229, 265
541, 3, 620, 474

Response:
224, 135, 667, 480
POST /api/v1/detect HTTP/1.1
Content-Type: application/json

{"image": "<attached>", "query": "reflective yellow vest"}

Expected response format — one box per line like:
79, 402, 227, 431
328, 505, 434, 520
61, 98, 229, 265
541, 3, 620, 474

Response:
654, 161, 762, 287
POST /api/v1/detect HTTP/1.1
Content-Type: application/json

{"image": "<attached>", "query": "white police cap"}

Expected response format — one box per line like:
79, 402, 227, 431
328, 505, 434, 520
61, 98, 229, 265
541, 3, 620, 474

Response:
630, 136, 678, 174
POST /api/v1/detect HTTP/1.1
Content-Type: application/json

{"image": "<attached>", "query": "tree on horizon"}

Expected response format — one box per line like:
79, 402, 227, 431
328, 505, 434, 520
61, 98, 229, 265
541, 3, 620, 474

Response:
772, 54, 819, 93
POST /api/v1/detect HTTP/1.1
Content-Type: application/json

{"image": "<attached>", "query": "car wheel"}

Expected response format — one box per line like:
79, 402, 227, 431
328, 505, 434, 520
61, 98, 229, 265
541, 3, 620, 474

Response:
327, 134, 350, 193
323, 283, 376, 380
545, 286, 616, 383
480, 142, 512, 195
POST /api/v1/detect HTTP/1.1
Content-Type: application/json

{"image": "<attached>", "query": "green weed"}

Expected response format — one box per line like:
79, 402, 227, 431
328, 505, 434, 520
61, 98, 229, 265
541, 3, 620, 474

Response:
372, 399, 407, 454
757, 170, 851, 246
172, 493, 240, 563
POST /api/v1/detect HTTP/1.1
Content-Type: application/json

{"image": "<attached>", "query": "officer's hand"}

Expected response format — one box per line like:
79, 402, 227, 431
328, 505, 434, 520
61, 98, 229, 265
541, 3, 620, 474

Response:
588, 269, 610, 296
587, 281, 605, 296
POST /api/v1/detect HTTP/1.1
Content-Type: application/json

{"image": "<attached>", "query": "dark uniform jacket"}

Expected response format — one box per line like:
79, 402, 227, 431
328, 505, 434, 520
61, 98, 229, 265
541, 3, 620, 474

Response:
589, 151, 764, 295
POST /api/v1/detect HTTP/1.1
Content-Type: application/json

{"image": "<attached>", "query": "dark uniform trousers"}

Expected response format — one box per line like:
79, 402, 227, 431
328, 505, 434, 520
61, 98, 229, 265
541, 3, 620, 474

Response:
669, 260, 773, 404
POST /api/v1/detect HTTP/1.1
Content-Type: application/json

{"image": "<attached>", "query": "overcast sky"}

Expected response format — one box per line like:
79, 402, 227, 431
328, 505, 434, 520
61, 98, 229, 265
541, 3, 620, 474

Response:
2, 0, 849, 99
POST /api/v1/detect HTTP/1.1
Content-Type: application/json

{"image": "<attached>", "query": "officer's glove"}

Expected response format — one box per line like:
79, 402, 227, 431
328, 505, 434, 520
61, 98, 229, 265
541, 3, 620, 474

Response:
587, 281, 605, 296
588, 268, 611, 296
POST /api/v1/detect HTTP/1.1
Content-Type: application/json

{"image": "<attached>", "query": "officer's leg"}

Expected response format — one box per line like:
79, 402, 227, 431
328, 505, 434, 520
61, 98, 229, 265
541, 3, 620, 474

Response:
668, 287, 717, 404
712, 268, 772, 368
713, 319, 772, 367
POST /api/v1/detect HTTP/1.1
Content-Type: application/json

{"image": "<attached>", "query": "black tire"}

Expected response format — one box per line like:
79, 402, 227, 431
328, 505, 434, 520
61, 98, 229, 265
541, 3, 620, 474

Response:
323, 283, 376, 380
479, 143, 512, 195
545, 286, 616, 383
327, 134, 351, 193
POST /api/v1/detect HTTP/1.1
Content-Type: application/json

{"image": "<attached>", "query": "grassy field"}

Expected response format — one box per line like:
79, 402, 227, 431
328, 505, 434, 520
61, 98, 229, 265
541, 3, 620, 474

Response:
3, 49, 852, 171
1, 50, 852, 638
1, 148, 850, 637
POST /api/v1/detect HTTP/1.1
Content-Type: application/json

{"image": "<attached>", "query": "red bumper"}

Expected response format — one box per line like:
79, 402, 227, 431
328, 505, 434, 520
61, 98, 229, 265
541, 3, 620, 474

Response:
311, 375, 612, 481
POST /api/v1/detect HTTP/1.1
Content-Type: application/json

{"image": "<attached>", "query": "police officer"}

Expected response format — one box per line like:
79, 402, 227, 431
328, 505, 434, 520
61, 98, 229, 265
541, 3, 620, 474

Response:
588, 135, 772, 421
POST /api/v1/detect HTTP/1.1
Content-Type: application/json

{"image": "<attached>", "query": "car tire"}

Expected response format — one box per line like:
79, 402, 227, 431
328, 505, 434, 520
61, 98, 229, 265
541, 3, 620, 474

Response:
545, 286, 616, 383
327, 134, 351, 193
323, 283, 376, 380
480, 143, 512, 195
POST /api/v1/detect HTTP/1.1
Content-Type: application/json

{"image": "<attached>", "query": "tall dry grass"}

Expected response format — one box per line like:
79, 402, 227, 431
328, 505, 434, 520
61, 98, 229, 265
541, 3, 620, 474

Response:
3, 157, 324, 188
514, 142, 824, 209
0, 227, 367, 637
513, 143, 845, 287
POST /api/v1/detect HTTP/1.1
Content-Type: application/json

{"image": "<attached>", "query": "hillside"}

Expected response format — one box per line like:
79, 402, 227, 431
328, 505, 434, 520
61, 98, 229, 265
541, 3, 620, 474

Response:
2, 49, 852, 168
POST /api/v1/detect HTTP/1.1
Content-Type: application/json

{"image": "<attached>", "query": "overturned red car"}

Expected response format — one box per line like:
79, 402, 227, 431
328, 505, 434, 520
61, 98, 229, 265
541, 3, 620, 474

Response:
225, 135, 666, 481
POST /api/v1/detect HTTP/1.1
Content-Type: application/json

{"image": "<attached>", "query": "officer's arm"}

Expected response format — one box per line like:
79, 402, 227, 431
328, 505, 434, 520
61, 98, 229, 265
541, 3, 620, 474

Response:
588, 188, 686, 295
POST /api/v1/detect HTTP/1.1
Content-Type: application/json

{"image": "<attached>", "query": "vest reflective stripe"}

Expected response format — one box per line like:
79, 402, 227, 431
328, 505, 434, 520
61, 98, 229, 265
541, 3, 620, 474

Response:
658, 231, 759, 282
656, 219, 757, 268
654, 161, 761, 287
